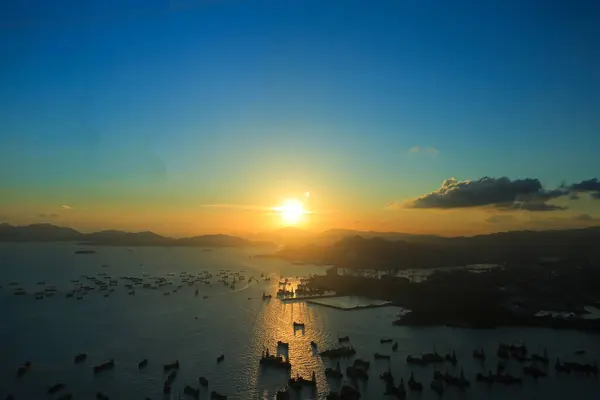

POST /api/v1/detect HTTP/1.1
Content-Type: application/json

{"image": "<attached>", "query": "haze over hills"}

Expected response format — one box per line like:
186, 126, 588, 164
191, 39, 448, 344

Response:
0, 223, 273, 248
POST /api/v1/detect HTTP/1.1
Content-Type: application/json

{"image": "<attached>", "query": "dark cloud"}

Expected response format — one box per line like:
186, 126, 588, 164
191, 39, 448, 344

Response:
573, 213, 597, 221
37, 213, 59, 219
406, 177, 568, 212
486, 215, 518, 224
567, 178, 600, 199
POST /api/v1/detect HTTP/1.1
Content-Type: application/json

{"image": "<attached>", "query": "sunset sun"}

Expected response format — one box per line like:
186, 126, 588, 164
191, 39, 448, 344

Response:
274, 199, 307, 225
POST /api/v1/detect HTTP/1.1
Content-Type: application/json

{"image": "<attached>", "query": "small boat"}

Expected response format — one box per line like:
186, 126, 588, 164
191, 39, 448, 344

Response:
374, 352, 391, 360
17, 362, 31, 377
430, 376, 444, 396
260, 349, 292, 370
523, 365, 547, 379
211, 391, 227, 399
74, 250, 96, 254
163, 360, 180, 371
445, 350, 457, 365
473, 348, 486, 361
217, 354, 225, 363
380, 338, 393, 344
276, 389, 291, 400
93, 359, 115, 374
338, 336, 350, 343
74, 353, 87, 363
198, 376, 209, 387
277, 341, 289, 348
293, 321, 305, 328
48, 383, 65, 394
325, 362, 343, 379
408, 372, 423, 391
319, 346, 356, 358
531, 348, 549, 365
406, 355, 427, 366
138, 359, 148, 369
184, 385, 200, 399
353, 359, 370, 370
346, 366, 368, 380
574, 350, 586, 355
392, 342, 398, 351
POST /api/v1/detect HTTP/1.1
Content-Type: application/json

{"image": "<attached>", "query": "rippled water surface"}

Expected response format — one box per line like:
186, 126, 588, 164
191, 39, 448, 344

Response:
1, 243, 599, 399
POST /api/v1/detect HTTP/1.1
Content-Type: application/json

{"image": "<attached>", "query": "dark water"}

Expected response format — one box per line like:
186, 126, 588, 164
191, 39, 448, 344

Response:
1, 243, 599, 399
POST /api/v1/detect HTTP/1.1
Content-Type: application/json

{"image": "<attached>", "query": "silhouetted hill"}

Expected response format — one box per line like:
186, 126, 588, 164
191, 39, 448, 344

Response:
0, 224, 273, 248
263, 227, 600, 269
0, 223, 82, 241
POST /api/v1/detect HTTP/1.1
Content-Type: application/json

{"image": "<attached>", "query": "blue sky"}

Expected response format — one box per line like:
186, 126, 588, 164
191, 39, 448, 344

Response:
1, 0, 599, 234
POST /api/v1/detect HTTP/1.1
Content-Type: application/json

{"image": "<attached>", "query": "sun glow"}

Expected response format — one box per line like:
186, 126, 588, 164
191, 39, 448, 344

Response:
274, 199, 307, 225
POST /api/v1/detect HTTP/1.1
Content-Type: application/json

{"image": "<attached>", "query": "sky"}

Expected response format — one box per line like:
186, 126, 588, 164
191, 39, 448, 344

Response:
1, 0, 599, 236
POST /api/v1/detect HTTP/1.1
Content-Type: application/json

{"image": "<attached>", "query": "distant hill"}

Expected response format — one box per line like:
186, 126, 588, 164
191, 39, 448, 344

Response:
0, 224, 273, 248
264, 226, 600, 269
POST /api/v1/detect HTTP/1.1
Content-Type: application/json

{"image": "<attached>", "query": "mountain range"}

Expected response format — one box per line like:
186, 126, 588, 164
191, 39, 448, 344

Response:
0, 223, 273, 248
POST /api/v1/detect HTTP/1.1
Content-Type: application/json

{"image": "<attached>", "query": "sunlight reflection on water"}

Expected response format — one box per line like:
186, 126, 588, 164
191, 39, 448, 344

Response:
1, 244, 600, 400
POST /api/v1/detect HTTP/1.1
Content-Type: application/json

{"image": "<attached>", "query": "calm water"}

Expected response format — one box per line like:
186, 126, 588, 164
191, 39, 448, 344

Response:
1, 243, 599, 399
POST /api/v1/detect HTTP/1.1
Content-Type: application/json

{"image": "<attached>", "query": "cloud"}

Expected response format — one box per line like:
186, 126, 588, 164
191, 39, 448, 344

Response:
61, 205, 73, 210
486, 215, 518, 224
37, 213, 59, 219
409, 146, 439, 156
567, 178, 600, 199
404, 177, 568, 212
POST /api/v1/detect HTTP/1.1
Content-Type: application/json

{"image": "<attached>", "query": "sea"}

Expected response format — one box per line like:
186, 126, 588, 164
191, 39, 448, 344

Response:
1, 243, 599, 399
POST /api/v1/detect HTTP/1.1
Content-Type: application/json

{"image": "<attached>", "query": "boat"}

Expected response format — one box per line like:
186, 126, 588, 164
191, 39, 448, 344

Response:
262, 292, 272, 300
531, 348, 549, 365
338, 336, 350, 343
408, 372, 423, 391
523, 365, 547, 379
276, 389, 291, 400
392, 342, 398, 351
217, 354, 225, 363
198, 376, 209, 387
48, 383, 65, 394
289, 372, 317, 389
406, 355, 427, 366
476, 370, 495, 384
211, 391, 227, 399
374, 353, 391, 360
184, 385, 200, 399
163, 360, 180, 371
74, 250, 96, 254
430, 375, 444, 396
346, 366, 368, 380
138, 359, 148, 369
422, 351, 444, 363
93, 359, 115, 374
293, 321, 305, 328
353, 359, 370, 370
74, 353, 87, 363
325, 362, 343, 379
277, 341, 289, 348
473, 348, 486, 361
445, 351, 457, 365
554, 358, 569, 373
380, 338, 393, 343
260, 349, 292, 370
319, 346, 356, 358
